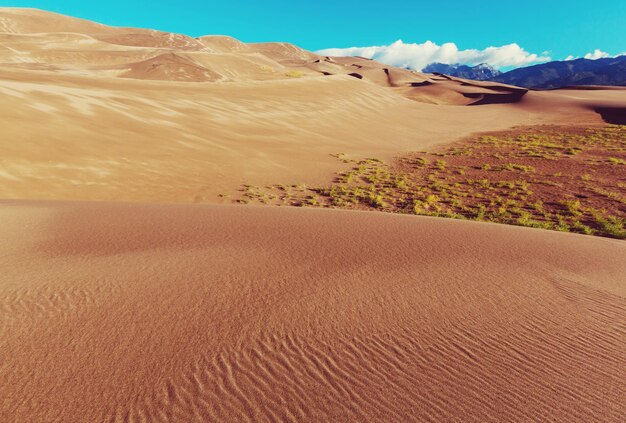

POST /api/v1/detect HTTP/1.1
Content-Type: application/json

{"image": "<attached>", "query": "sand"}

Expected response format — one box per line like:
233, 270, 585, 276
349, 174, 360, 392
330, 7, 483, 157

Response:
1, 8, 626, 422
2, 8, 625, 203
1, 201, 625, 422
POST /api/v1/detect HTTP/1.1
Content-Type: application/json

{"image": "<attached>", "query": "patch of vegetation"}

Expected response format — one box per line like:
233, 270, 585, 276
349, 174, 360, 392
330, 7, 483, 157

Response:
608, 157, 626, 165
232, 125, 626, 239
499, 163, 535, 173
284, 70, 305, 78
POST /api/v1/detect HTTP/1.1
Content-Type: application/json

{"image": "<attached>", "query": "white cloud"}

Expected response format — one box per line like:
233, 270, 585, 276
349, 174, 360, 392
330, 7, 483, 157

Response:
316, 40, 551, 70
584, 49, 610, 60
565, 51, 626, 61
567, 50, 626, 61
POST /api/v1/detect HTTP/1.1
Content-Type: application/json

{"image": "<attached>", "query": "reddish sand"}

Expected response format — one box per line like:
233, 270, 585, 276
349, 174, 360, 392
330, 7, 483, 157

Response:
1, 9, 626, 423
1, 201, 625, 422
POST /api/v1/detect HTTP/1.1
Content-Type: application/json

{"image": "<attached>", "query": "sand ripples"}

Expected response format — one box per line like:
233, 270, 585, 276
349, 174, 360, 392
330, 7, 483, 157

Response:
1, 202, 624, 422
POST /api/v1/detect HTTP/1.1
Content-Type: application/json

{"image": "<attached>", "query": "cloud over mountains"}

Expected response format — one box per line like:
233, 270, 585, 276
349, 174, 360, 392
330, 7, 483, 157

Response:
565, 50, 625, 61
584, 49, 611, 60
316, 40, 551, 70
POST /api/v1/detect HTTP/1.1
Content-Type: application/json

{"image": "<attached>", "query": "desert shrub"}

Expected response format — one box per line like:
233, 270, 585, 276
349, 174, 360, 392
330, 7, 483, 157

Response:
284, 70, 305, 78
608, 157, 626, 165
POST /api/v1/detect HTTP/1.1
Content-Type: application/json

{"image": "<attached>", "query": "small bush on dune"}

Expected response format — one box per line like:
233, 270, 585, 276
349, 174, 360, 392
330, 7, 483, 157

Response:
284, 70, 305, 78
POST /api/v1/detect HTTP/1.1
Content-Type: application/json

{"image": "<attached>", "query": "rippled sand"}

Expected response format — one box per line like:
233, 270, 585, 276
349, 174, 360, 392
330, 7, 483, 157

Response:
1, 201, 624, 422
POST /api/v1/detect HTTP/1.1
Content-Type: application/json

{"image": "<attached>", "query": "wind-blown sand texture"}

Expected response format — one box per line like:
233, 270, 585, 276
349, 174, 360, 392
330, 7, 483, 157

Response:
1, 201, 625, 422
1, 8, 626, 423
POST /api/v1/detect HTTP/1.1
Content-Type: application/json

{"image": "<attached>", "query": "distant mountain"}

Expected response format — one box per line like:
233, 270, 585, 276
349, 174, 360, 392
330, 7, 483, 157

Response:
491, 56, 626, 89
422, 63, 501, 81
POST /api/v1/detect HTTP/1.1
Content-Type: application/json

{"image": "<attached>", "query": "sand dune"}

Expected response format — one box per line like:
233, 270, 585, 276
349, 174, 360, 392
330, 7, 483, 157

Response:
0, 8, 559, 100
95, 31, 206, 50
1, 9, 625, 421
0, 201, 624, 422
248, 41, 320, 62
1, 64, 620, 202
197, 35, 251, 53
2, 8, 625, 203
118, 52, 223, 82
0, 7, 118, 34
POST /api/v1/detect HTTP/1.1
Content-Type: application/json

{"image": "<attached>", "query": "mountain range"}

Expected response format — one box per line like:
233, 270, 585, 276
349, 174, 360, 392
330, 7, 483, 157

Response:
422, 63, 501, 81
423, 56, 626, 89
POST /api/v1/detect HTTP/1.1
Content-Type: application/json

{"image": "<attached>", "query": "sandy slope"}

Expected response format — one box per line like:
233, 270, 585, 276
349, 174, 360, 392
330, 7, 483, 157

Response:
1, 68, 531, 202
1, 9, 625, 422
2, 74, 621, 205
0, 200, 625, 422
2, 8, 625, 203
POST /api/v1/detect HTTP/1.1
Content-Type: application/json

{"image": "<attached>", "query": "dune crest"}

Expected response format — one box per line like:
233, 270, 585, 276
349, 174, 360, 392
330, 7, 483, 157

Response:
118, 52, 223, 82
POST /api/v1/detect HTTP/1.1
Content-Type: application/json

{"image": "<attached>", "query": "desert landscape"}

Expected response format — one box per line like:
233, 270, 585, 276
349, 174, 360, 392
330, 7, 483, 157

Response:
1, 7, 625, 422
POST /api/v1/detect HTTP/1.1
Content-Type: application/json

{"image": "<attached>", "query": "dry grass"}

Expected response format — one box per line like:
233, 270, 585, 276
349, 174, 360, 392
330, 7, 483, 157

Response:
233, 126, 626, 239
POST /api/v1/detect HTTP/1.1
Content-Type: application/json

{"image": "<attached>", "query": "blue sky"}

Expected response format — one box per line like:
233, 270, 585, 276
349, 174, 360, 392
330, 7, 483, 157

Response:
4, 1, 626, 69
